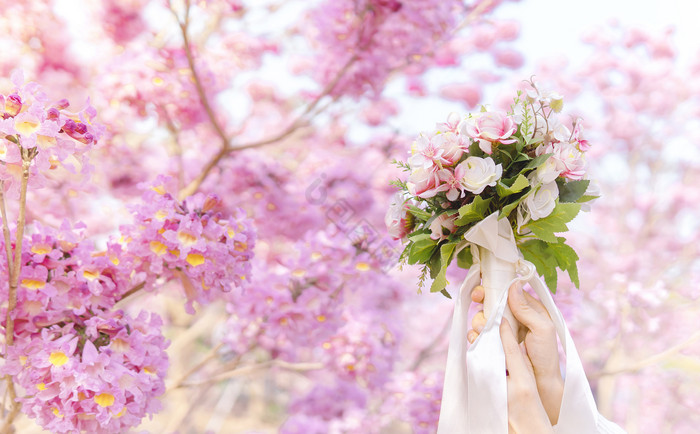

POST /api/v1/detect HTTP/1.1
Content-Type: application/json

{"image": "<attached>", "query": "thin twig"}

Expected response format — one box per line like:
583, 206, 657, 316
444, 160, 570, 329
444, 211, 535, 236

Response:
178, 359, 323, 389
165, 343, 224, 393
177, 52, 359, 200
172, 0, 360, 200
410, 308, 454, 371
593, 330, 700, 378
177, 0, 230, 150
115, 281, 146, 304
161, 108, 186, 191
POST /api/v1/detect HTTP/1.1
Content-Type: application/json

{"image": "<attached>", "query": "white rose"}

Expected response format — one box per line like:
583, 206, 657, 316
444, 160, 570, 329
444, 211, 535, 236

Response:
457, 156, 503, 194
534, 156, 561, 184
525, 180, 559, 220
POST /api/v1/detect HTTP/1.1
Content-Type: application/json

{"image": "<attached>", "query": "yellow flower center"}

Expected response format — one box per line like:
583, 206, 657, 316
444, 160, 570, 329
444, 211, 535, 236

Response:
177, 231, 198, 246
355, 262, 371, 271
83, 269, 100, 281
94, 393, 115, 407
49, 351, 68, 367
31, 244, 52, 255
186, 253, 205, 267
21, 279, 46, 290
149, 241, 167, 255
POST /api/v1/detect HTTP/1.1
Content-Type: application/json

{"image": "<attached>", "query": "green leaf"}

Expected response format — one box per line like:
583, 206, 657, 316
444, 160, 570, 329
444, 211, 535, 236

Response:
457, 246, 473, 269
407, 205, 432, 221
498, 189, 533, 220
455, 196, 492, 226
407, 238, 437, 265
496, 174, 529, 198
524, 153, 553, 170
577, 194, 599, 203
523, 202, 581, 243
428, 248, 442, 279
519, 239, 559, 293
430, 242, 457, 293
407, 229, 431, 241
468, 140, 484, 157
513, 152, 530, 163
515, 136, 526, 153
549, 237, 580, 288
557, 179, 590, 203
440, 288, 452, 299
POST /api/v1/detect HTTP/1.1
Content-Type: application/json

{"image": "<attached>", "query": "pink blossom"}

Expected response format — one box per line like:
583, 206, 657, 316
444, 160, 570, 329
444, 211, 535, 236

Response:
436, 112, 463, 133
429, 214, 457, 241
408, 134, 445, 170
460, 111, 516, 154
492, 47, 525, 69
435, 132, 465, 165
385, 193, 414, 240
437, 165, 466, 201
439, 83, 482, 109
536, 141, 587, 180
3, 310, 168, 433
406, 167, 442, 199
122, 179, 256, 312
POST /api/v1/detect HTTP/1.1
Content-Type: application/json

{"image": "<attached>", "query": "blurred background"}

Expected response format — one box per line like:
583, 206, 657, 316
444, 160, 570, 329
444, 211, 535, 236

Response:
1, 0, 698, 432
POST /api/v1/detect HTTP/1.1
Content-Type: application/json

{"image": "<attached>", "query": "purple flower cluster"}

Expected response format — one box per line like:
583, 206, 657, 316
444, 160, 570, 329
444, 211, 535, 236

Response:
306, 0, 463, 97
0, 222, 134, 336
121, 177, 255, 312
2, 310, 168, 433
0, 71, 103, 196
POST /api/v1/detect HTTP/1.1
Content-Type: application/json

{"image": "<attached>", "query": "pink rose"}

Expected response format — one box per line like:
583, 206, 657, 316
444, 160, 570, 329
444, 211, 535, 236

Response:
433, 132, 464, 166
406, 167, 442, 199
460, 111, 516, 154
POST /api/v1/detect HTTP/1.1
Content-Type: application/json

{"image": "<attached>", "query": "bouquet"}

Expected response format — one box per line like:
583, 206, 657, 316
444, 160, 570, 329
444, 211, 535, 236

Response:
387, 80, 598, 299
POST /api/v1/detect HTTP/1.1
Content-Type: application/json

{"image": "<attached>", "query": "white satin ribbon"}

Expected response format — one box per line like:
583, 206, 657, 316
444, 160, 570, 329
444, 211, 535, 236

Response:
437, 213, 626, 434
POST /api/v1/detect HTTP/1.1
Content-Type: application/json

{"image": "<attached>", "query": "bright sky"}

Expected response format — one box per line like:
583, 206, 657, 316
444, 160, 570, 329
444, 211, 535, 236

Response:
501, 0, 698, 66
377, 0, 700, 138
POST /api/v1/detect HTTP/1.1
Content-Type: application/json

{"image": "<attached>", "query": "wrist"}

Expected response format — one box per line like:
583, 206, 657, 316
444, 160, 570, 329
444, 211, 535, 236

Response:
536, 374, 564, 425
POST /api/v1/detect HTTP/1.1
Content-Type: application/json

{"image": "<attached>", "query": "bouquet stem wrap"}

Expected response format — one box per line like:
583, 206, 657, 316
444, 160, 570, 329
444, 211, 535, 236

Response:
437, 213, 625, 434
478, 245, 521, 340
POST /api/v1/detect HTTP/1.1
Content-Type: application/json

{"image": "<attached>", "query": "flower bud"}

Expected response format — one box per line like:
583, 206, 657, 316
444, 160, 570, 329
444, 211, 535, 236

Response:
82, 133, 94, 144
74, 122, 87, 134
46, 108, 60, 120
5, 94, 22, 117
53, 98, 70, 110
202, 195, 221, 212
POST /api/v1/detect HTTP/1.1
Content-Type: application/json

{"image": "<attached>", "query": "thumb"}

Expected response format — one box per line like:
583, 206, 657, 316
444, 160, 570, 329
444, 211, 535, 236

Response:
507, 282, 546, 332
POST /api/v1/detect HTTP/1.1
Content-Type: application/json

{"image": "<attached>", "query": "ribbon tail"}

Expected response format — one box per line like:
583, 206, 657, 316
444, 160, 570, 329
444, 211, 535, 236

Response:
437, 265, 481, 434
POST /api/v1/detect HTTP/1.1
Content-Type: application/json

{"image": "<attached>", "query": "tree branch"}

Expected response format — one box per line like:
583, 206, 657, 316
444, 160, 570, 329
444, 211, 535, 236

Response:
410, 307, 453, 371
177, 359, 323, 389
593, 329, 700, 378
2, 159, 31, 434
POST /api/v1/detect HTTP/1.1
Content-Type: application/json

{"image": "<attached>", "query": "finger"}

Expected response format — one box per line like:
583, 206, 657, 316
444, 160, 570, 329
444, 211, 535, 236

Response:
522, 290, 550, 319
472, 310, 486, 333
521, 343, 535, 377
467, 330, 479, 344
500, 319, 529, 381
508, 282, 548, 333
471, 285, 484, 304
